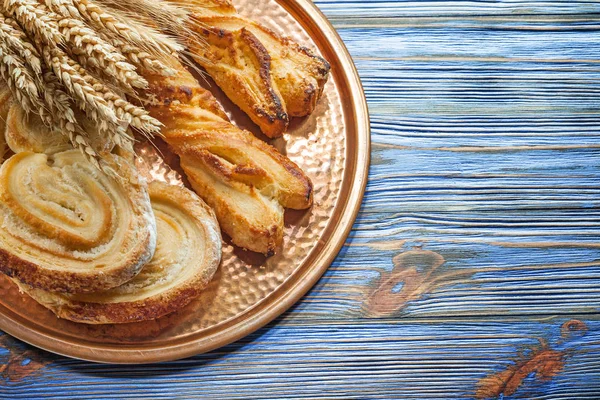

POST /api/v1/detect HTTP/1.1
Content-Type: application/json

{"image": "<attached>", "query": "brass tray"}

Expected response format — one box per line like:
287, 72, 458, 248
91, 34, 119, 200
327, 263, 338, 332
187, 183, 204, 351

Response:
0, 0, 370, 363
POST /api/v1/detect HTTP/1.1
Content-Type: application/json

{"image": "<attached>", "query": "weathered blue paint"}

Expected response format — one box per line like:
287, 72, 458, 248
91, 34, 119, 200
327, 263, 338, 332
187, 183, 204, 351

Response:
1, 319, 600, 399
2, 0, 600, 398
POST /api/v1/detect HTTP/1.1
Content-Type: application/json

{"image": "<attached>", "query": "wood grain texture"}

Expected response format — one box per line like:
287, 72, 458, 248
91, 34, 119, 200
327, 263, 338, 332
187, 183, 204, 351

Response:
2, 0, 600, 398
1, 317, 600, 399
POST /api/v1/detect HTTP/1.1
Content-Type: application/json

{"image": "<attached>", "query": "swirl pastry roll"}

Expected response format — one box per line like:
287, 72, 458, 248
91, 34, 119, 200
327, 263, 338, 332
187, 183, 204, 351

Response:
5, 104, 70, 154
18, 181, 222, 324
4, 103, 112, 155
0, 150, 156, 293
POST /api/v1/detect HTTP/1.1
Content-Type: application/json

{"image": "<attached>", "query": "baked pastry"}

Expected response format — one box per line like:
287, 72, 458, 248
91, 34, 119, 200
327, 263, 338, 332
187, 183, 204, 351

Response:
146, 59, 312, 255
0, 150, 156, 293
175, 0, 330, 137
5, 103, 71, 154
4, 103, 113, 155
17, 181, 221, 324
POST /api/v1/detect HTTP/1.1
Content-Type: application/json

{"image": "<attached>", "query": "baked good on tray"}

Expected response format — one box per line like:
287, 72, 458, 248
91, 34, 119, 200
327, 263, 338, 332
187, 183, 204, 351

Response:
176, 0, 330, 137
5, 103, 71, 154
147, 59, 313, 255
17, 181, 221, 324
0, 150, 156, 293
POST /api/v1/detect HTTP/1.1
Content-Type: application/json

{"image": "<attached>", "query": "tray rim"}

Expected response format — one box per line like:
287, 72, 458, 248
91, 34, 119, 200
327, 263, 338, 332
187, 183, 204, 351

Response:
0, 0, 371, 364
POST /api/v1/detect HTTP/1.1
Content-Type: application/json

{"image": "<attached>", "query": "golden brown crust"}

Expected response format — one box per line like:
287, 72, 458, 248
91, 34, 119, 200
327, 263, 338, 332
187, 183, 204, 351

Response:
25, 285, 200, 324
200, 16, 331, 117
0, 239, 151, 295
0, 151, 156, 293
4, 102, 113, 155
4, 104, 71, 154
166, 123, 313, 210
195, 24, 288, 137
146, 60, 312, 254
180, 150, 284, 255
176, 1, 330, 137
19, 182, 222, 324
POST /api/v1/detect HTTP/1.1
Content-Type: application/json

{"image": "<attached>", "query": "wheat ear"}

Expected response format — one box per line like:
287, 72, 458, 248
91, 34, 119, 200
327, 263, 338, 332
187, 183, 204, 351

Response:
48, 0, 181, 70
103, 35, 175, 76
0, 14, 100, 166
6, 0, 146, 93
0, 14, 41, 73
78, 0, 180, 52
67, 57, 161, 135
96, 0, 184, 54
0, 36, 42, 114
43, 46, 120, 125
47, 71, 114, 170
42, 1, 147, 91
45, 71, 116, 170
3, 0, 61, 44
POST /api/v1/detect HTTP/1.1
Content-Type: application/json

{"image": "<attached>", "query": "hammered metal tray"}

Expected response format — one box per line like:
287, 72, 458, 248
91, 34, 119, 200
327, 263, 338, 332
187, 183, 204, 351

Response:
0, 0, 370, 363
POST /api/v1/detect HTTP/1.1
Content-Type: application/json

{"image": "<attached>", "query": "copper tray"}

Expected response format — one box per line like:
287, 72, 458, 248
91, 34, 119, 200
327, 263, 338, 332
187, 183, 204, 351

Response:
0, 0, 370, 363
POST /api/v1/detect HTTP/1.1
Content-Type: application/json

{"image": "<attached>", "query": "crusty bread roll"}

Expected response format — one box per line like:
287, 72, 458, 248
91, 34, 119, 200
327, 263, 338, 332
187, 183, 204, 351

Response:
0, 150, 156, 293
147, 60, 312, 255
18, 181, 222, 324
173, 0, 330, 137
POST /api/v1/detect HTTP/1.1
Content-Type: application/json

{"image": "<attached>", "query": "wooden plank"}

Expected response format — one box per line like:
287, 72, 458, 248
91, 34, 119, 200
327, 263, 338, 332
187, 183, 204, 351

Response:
344, 31, 600, 63
316, 0, 600, 18
279, 231, 600, 319
1, 317, 599, 399
355, 60, 600, 115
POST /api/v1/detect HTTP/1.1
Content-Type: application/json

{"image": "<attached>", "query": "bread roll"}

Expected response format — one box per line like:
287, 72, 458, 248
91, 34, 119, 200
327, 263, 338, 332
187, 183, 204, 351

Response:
5, 104, 70, 154
0, 150, 156, 293
18, 181, 221, 324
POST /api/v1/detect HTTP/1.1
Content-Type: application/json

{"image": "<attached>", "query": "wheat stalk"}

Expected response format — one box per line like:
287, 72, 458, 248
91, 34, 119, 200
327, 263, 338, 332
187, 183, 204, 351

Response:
43, 46, 120, 125
47, 0, 178, 77
0, 12, 105, 168
103, 35, 175, 76
0, 0, 207, 171
3, 0, 61, 44
44, 0, 80, 19
48, 48, 136, 151
47, 0, 174, 75
44, 71, 114, 171
40, 2, 147, 91
6, 0, 146, 94
78, 0, 181, 53
0, 14, 41, 73
0, 36, 42, 114
65, 55, 161, 135
95, 0, 185, 54
0, 48, 102, 169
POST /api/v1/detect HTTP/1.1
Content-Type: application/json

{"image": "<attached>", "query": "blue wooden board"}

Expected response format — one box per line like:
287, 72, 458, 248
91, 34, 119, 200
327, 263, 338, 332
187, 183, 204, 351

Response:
2, 317, 600, 399
2, 1, 600, 398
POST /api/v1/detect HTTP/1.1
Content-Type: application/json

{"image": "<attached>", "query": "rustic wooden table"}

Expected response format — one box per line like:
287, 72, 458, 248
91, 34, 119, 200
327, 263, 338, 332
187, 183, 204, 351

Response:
2, 1, 600, 398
